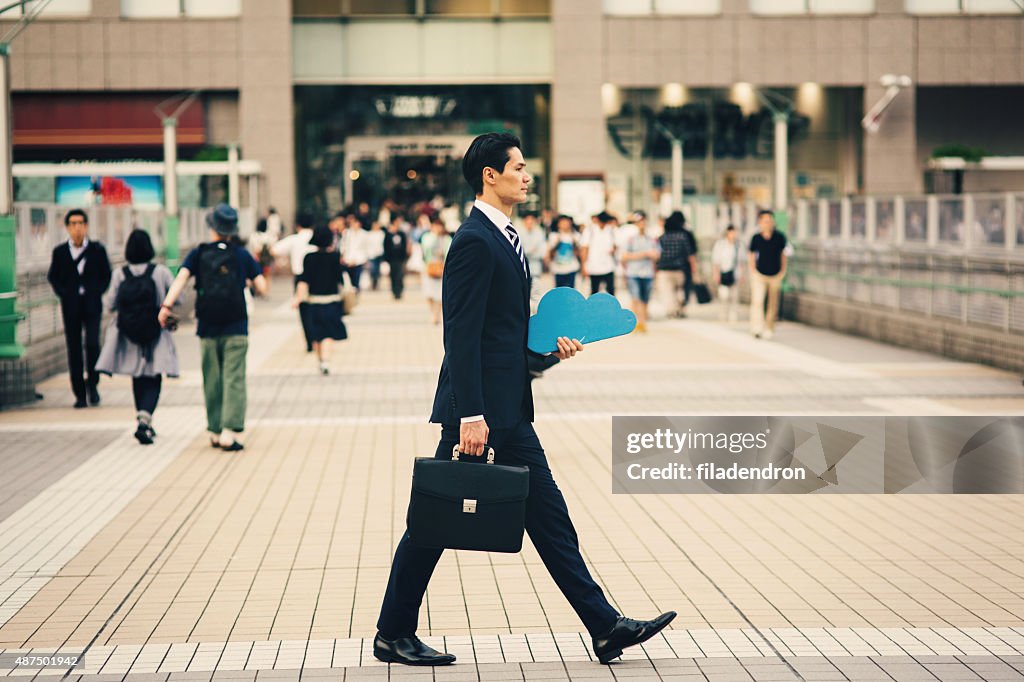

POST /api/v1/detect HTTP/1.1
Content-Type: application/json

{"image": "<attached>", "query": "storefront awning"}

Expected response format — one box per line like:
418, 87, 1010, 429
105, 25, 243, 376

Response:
12, 94, 206, 147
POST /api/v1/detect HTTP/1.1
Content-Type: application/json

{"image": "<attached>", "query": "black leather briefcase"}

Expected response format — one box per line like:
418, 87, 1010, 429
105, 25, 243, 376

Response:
407, 445, 530, 553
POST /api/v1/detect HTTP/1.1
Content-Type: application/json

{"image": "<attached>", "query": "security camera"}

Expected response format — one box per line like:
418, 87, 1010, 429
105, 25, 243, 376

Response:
880, 74, 912, 88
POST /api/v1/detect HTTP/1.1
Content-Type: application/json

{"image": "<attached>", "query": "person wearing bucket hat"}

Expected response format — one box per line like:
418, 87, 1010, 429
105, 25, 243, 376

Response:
158, 203, 267, 452
206, 203, 240, 236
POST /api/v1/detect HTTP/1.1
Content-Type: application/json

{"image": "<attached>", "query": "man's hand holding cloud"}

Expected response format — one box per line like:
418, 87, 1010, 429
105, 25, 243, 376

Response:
529, 288, 637, 355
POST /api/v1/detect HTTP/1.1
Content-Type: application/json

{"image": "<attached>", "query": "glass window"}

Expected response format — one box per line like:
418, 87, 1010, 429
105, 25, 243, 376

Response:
293, 0, 344, 16
964, 0, 1022, 13
185, 0, 240, 16
749, 0, 806, 14
500, 0, 550, 15
808, 0, 873, 12
349, 0, 416, 14
904, 0, 959, 12
604, 0, 651, 14
752, 0, 874, 13
121, 0, 178, 17
654, 0, 720, 13
425, 0, 493, 15
25, 0, 90, 15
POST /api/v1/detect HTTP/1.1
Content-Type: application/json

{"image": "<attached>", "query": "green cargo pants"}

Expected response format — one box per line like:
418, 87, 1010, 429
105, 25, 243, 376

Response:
200, 335, 249, 434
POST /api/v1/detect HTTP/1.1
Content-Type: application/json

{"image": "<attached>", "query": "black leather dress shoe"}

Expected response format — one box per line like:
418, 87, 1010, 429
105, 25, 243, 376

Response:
373, 633, 456, 666
592, 612, 677, 664
73, 398, 88, 409
87, 385, 100, 405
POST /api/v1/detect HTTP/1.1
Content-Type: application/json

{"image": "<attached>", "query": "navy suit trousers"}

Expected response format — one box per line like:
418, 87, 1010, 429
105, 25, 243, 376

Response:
377, 420, 619, 638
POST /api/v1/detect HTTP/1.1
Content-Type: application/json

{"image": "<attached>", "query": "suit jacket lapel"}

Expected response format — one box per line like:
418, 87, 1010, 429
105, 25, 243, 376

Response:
472, 208, 527, 283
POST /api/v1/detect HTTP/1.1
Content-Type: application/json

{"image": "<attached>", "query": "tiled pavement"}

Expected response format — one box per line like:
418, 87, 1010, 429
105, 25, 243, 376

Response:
0, 279, 1022, 681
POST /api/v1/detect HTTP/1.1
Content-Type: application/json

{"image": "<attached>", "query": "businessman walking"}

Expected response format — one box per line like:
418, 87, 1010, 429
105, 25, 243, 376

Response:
374, 132, 675, 667
47, 209, 112, 408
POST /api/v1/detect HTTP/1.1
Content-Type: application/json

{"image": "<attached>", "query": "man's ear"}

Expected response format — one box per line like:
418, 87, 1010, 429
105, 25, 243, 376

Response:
483, 167, 496, 187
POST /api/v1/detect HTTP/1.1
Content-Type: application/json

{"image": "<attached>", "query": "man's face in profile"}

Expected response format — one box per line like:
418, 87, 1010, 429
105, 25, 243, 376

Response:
489, 147, 531, 205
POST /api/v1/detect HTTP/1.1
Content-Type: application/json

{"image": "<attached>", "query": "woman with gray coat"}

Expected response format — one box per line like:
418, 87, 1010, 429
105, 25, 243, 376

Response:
96, 229, 180, 444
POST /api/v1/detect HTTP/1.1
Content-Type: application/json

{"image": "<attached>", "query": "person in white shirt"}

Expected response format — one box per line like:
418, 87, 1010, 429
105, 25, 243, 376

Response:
580, 211, 618, 296
340, 213, 371, 291
271, 211, 317, 352
266, 207, 282, 237
517, 210, 548, 309
546, 214, 581, 289
711, 225, 743, 323
248, 218, 278, 289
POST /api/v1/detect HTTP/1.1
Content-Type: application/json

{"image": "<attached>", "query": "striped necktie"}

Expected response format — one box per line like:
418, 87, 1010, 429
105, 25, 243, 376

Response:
505, 224, 527, 276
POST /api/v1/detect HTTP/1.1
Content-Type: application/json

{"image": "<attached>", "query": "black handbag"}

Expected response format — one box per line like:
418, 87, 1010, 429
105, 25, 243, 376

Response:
407, 445, 530, 553
693, 282, 712, 304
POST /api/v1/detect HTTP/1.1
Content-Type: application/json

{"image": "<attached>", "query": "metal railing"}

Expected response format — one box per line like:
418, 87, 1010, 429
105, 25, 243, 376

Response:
12, 203, 255, 348
791, 193, 1023, 252
14, 203, 257, 274
785, 193, 1024, 335
674, 193, 1023, 336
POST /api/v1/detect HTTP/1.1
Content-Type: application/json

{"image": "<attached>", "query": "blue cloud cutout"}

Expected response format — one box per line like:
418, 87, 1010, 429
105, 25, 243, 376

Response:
528, 288, 637, 354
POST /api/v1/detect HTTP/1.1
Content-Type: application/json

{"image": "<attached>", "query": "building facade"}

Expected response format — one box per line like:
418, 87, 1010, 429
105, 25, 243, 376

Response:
4, 0, 1023, 224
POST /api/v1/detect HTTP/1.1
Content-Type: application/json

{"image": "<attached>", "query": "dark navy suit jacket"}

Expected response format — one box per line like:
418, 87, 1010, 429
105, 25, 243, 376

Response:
429, 206, 534, 430
47, 240, 112, 318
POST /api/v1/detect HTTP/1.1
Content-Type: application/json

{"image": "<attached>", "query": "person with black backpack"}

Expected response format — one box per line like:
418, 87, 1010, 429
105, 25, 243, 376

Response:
159, 204, 267, 452
96, 229, 180, 444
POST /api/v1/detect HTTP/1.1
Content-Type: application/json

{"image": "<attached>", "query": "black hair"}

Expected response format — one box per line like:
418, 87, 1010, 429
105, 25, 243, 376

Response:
664, 211, 686, 233
296, 210, 316, 229
725, 224, 735, 232
64, 209, 88, 226
462, 132, 522, 196
256, 218, 268, 233
124, 229, 155, 264
310, 226, 334, 249
757, 209, 774, 219
555, 214, 576, 231
522, 211, 539, 220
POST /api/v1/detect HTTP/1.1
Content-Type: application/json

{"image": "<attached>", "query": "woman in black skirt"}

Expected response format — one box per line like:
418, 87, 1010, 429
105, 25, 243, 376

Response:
292, 226, 348, 375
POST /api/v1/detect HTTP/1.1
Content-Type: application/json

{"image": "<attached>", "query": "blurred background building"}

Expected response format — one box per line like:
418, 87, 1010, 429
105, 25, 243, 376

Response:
2, 0, 1023, 221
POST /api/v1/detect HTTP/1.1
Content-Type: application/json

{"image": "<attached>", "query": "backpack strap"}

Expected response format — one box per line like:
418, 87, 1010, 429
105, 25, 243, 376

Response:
144, 263, 156, 278
122, 265, 132, 278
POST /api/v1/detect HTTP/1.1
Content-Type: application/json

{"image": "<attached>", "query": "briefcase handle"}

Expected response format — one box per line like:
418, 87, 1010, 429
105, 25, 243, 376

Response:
451, 444, 495, 464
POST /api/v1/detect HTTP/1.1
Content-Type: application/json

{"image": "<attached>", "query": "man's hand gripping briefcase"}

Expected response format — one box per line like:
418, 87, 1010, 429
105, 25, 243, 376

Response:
407, 445, 529, 553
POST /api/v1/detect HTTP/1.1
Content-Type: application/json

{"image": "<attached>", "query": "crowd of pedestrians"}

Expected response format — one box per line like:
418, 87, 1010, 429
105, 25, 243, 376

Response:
44, 196, 789, 449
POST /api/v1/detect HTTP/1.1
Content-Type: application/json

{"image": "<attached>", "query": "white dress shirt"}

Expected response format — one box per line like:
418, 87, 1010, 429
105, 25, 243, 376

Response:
69, 238, 89, 295
271, 229, 314, 275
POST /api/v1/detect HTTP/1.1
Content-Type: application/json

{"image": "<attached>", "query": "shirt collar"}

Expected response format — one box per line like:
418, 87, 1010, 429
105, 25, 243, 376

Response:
69, 238, 89, 251
473, 199, 513, 231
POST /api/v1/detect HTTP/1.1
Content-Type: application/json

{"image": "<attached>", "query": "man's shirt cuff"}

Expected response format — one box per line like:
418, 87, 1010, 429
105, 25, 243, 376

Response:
461, 415, 484, 423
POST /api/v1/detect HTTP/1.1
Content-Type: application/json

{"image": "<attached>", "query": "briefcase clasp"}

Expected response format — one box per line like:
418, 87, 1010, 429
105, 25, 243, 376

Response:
451, 445, 495, 464
463, 499, 477, 513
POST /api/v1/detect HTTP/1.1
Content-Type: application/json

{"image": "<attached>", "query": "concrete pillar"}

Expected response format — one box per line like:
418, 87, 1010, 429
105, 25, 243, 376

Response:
551, 0, 605, 201
240, 1, 294, 225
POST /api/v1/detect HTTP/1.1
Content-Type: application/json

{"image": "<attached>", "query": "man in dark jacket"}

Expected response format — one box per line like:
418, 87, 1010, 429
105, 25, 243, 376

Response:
373, 133, 675, 668
47, 209, 112, 408
382, 215, 410, 300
